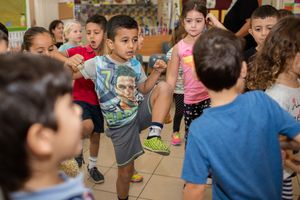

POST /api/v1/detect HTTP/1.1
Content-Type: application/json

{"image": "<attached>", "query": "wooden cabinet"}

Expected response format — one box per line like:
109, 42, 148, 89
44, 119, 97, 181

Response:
137, 35, 171, 56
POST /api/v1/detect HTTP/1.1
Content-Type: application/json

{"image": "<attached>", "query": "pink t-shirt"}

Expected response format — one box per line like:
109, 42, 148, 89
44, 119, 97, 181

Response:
67, 45, 99, 105
178, 39, 209, 104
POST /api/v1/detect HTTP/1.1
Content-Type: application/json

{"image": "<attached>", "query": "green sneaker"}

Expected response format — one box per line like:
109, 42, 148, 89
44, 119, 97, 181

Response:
143, 137, 170, 156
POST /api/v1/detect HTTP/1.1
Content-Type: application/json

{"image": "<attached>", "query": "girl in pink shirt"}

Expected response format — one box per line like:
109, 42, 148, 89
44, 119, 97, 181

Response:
167, 0, 210, 146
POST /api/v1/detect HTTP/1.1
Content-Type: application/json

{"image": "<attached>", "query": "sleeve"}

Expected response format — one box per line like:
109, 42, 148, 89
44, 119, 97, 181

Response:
264, 92, 300, 139
134, 59, 147, 84
166, 48, 173, 61
181, 123, 210, 184
80, 57, 97, 81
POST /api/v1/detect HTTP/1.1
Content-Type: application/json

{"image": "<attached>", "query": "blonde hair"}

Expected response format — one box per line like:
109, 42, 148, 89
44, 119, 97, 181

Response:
63, 20, 81, 42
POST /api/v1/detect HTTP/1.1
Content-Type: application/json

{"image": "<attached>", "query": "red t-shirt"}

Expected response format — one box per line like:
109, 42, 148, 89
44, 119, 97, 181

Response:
67, 45, 99, 105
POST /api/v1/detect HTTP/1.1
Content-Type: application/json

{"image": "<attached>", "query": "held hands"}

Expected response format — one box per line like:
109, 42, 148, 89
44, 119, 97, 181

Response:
65, 54, 84, 72
153, 59, 167, 74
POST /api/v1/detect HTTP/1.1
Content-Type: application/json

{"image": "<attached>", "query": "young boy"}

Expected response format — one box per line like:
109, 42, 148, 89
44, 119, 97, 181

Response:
65, 14, 107, 184
181, 28, 300, 200
0, 54, 94, 200
244, 5, 279, 63
69, 15, 172, 200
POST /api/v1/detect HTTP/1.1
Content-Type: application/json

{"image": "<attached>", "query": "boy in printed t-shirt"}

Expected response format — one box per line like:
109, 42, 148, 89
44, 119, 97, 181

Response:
68, 15, 173, 200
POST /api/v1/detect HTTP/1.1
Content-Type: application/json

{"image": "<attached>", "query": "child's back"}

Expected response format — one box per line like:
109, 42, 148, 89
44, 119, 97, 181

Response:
181, 28, 300, 200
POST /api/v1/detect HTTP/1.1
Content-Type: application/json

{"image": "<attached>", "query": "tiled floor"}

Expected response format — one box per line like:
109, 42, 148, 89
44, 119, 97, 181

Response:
81, 105, 300, 200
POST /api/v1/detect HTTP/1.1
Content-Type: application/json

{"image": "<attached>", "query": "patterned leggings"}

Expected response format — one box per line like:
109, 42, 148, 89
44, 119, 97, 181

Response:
173, 93, 184, 133
184, 99, 210, 147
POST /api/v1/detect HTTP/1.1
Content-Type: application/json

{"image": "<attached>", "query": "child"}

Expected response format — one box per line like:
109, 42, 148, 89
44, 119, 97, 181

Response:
22, 26, 80, 177
68, 15, 172, 200
248, 16, 300, 200
22, 27, 56, 56
58, 21, 82, 52
63, 14, 107, 184
166, 0, 210, 146
0, 54, 94, 200
0, 23, 8, 53
244, 5, 279, 64
181, 27, 300, 200
0, 30, 8, 53
49, 19, 64, 49
166, 24, 186, 146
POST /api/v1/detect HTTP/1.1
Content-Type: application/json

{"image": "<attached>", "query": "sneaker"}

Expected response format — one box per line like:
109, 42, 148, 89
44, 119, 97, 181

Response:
75, 153, 85, 168
131, 172, 143, 183
171, 132, 181, 146
143, 137, 170, 156
87, 165, 104, 184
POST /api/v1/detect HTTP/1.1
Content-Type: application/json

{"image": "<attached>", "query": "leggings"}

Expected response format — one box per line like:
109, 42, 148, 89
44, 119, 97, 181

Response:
184, 98, 210, 147
173, 93, 184, 133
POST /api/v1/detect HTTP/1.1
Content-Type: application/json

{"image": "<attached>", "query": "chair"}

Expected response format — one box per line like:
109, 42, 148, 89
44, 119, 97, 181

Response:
148, 54, 167, 69
162, 42, 170, 54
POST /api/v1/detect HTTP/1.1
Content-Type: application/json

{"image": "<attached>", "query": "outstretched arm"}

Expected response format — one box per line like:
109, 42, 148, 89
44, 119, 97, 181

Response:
138, 59, 167, 94
166, 44, 179, 91
183, 183, 206, 200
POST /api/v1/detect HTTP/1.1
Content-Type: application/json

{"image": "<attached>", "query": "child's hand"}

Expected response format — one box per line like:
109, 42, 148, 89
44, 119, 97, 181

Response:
153, 59, 167, 73
206, 13, 226, 30
65, 54, 84, 72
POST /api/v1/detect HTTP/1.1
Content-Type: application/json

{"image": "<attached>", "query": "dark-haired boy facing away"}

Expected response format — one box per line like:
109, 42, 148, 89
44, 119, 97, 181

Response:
69, 15, 172, 200
181, 28, 300, 200
244, 5, 279, 63
0, 54, 94, 200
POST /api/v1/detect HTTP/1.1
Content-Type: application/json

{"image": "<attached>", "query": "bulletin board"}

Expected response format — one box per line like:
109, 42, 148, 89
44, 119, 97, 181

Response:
0, 0, 27, 31
59, 2, 74, 20
207, 0, 232, 22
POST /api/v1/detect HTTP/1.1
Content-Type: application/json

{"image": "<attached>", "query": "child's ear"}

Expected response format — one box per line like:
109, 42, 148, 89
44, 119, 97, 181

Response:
26, 123, 54, 157
240, 61, 247, 79
106, 38, 114, 52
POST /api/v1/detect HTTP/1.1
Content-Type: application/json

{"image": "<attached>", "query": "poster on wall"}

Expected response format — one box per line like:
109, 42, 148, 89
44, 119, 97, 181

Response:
0, 0, 27, 31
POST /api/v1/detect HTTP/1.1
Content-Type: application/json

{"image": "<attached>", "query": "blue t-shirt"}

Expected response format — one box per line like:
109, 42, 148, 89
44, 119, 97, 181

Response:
58, 43, 76, 52
181, 91, 300, 200
81, 55, 147, 128
10, 173, 94, 200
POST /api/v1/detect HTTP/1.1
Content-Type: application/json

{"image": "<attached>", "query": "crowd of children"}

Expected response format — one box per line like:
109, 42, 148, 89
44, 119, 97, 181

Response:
0, 0, 300, 199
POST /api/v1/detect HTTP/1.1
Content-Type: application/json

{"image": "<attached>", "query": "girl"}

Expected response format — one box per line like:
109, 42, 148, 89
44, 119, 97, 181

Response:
58, 20, 82, 52
247, 16, 300, 200
166, 0, 210, 146
22, 26, 80, 178
166, 24, 186, 146
49, 19, 64, 49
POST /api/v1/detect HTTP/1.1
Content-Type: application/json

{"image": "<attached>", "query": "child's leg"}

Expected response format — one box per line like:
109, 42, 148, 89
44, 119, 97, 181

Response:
173, 93, 184, 133
117, 161, 134, 199
183, 99, 210, 147
143, 82, 172, 155
87, 105, 104, 184
172, 93, 184, 146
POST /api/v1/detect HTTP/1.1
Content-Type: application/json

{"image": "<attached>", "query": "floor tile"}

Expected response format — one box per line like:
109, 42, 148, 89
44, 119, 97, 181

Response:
154, 157, 183, 178
92, 190, 137, 200
139, 175, 184, 200
93, 168, 151, 197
